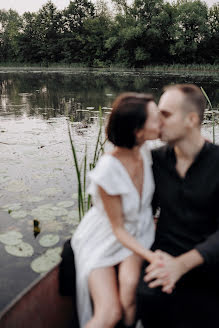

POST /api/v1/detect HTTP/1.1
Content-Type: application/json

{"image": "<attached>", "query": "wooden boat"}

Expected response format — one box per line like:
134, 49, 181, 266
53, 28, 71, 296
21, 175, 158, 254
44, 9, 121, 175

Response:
0, 264, 79, 328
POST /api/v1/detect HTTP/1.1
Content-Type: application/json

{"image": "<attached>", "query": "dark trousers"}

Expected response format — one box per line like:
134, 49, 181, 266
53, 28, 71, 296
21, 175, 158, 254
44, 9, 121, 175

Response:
59, 239, 79, 328
136, 261, 219, 328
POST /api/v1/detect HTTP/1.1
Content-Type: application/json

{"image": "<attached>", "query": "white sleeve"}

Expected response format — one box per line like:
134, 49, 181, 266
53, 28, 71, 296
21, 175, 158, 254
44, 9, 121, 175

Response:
87, 156, 129, 196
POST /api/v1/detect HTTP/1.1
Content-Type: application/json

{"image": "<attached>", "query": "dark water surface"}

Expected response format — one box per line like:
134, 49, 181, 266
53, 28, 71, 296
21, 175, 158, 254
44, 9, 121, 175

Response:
0, 68, 218, 313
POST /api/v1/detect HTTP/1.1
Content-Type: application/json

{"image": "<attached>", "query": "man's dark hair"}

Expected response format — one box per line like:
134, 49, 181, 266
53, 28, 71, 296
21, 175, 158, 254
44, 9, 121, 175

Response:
164, 84, 206, 124
106, 92, 154, 149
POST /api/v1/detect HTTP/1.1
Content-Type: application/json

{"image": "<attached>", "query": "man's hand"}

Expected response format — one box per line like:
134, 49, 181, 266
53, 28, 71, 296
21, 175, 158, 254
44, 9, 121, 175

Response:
144, 250, 185, 294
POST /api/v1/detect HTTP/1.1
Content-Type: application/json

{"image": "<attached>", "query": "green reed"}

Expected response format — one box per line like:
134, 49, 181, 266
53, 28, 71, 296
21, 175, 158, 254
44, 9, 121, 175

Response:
201, 87, 217, 144
67, 106, 106, 220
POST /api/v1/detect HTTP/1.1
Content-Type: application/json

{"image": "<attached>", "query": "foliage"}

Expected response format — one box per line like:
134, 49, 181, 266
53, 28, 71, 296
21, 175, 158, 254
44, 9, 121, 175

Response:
67, 107, 106, 220
0, 0, 218, 66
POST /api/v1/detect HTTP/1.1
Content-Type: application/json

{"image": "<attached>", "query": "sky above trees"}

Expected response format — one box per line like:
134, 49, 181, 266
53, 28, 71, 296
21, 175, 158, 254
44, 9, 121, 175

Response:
0, 0, 217, 14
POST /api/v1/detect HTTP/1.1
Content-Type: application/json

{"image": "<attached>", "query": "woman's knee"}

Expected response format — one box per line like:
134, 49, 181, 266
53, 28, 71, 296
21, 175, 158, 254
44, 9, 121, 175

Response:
96, 303, 122, 327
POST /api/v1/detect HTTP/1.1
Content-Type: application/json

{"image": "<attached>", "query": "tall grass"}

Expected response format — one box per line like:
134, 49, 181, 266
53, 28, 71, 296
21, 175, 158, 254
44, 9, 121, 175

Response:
201, 87, 218, 144
0, 63, 219, 74
67, 106, 106, 220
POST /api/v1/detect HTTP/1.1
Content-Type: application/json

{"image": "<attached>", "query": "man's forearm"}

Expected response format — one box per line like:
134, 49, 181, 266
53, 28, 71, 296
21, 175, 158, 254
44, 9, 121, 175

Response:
176, 249, 204, 276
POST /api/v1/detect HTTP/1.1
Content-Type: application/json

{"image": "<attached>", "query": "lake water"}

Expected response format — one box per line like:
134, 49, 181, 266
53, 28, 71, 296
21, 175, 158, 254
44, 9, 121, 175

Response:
0, 68, 219, 313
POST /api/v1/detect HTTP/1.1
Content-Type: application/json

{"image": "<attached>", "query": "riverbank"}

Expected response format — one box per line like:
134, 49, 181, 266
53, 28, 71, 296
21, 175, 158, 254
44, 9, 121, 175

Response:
0, 64, 218, 75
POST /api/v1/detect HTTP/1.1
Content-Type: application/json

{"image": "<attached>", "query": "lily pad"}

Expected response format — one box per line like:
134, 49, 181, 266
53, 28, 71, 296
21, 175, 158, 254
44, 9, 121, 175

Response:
5, 242, 34, 257
51, 206, 68, 216
62, 216, 79, 225
0, 176, 10, 184
42, 221, 63, 232
0, 231, 23, 245
57, 200, 74, 208
6, 180, 28, 192
40, 188, 61, 196
30, 247, 62, 273
70, 227, 77, 235
39, 234, 60, 247
10, 210, 27, 219
26, 196, 44, 203
67, 210, 79, 219
31, 207, 55, 219
31, 211, 56, 222
72, 193, 78, 200
62, 210, 79, 225
1, 203, 22, 211
38, 203, 53, 209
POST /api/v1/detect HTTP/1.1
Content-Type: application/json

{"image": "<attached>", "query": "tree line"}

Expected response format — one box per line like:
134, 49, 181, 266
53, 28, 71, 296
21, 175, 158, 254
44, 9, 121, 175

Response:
0, 0, 218, 67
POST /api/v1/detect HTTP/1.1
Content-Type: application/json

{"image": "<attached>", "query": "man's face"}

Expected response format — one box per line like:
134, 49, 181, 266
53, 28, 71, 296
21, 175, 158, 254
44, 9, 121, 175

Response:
158, 90, 189, 144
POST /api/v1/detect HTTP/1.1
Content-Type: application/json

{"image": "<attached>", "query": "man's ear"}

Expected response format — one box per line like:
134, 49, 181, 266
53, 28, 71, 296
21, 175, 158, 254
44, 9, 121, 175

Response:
187, 112, 200, 128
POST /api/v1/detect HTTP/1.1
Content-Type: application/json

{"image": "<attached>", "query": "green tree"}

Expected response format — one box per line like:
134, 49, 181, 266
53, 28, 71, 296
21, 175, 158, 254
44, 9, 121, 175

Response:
170, 0, 209, 63
200, 4, 219, 63
18, 12, 40, 62
81, 1, 112, 66
34, 1, 63, 63
106, 0, 174, 66
60, 0, 95, 63
0, 9, 22, 62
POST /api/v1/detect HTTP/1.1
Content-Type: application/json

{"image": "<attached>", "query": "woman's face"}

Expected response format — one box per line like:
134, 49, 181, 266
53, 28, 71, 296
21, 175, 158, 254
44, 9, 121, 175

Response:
138, 101, 160, 141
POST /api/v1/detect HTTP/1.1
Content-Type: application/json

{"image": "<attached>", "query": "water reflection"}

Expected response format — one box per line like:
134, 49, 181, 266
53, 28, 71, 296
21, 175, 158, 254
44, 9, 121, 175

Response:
0, 71, 218, 121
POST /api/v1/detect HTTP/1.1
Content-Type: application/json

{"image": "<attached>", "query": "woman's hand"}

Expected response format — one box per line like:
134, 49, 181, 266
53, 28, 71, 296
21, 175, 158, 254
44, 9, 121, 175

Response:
144, 250, 185, 294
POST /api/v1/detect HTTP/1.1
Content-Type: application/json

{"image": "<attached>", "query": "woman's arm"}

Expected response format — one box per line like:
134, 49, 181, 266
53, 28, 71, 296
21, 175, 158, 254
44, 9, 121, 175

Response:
98, 186, 155, 263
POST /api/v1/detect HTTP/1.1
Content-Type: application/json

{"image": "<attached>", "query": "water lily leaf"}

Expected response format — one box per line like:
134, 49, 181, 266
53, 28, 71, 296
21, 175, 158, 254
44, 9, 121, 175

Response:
10, 210, 27, 219
57, 200, 75, 208
67, 210, 79, 219
72, 193, 78, 200
0, 231, 23, 245
70, 227, 77, 235
47, 247, 62, 257
51, 206, 68, 216
62, 210, 79, 225
5, 242, 34, 257
39, 234, 60, 247
1, 203, 22, 211
62, 216, 77, 225
0, 176, 10, 184
31, 209, 56, 222
42, 221, 63, 232
38, 203, 53, 209
6, 180, 28, 192
30, 247, 62, 273
26, 196, 44, 203
40, 188, 61, 196
31, 207, 54, 217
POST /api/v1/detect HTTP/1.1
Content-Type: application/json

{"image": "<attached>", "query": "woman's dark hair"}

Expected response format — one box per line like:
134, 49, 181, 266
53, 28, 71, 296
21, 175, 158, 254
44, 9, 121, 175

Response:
106, 92, 154, 149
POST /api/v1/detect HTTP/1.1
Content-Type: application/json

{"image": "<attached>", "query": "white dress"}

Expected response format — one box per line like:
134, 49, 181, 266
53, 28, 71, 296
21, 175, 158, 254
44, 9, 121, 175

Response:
71, 143, 155, 327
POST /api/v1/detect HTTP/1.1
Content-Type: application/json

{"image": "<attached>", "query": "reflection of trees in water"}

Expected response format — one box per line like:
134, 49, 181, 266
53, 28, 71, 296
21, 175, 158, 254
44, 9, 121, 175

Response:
0, 72, 218, 119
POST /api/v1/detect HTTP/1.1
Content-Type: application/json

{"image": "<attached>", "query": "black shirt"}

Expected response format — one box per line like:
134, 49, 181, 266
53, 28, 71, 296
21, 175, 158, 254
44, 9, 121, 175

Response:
152, 141, 219, 266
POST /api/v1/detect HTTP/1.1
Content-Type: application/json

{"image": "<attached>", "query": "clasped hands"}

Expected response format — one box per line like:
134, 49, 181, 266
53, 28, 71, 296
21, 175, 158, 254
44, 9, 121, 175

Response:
144, 250, 185, 294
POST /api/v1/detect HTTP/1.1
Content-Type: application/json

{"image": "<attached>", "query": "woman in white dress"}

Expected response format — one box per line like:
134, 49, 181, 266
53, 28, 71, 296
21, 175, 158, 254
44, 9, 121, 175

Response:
71, 92, 161, 328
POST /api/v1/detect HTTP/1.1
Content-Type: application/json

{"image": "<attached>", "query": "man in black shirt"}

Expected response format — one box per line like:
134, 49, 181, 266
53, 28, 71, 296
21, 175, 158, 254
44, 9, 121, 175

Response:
137, 84, 219, 328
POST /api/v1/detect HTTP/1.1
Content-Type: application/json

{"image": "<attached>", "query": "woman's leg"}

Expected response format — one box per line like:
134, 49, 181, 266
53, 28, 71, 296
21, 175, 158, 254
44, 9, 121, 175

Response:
85, 266, 122, 328
118, 255, 143, 326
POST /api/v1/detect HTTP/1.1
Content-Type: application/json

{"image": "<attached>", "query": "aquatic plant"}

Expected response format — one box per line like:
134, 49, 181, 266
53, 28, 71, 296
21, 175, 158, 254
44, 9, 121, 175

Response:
201, 87, 218, 144
67, 106, 106, 220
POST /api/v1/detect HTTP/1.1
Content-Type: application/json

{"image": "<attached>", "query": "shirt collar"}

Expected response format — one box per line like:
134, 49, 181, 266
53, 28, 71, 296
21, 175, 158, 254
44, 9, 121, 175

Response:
168, 140, 210, 168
